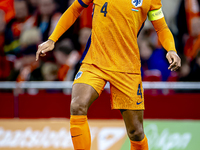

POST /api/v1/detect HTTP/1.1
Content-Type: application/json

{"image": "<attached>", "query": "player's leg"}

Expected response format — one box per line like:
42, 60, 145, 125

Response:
70, 64, 107, 150
71, 83, 99, 115
120, 109, 148, 150
70, 83, 99, 150
109, 71, 148, 149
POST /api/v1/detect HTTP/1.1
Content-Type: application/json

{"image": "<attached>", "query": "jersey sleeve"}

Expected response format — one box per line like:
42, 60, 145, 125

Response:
149, 0, 162, 10
49, 0, 93, 42
151, 17, 177, 53
148, 0, 163, 21
149, 0, 176, 52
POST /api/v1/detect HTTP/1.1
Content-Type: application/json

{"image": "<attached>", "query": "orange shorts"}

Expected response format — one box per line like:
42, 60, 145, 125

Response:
73, 63, 144, 110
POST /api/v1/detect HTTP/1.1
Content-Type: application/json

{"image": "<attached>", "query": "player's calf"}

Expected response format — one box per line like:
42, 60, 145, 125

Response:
120, 110, 148, 149
70, 115, 91, 150
70, 83, 98, 150
127, 126, 148, 150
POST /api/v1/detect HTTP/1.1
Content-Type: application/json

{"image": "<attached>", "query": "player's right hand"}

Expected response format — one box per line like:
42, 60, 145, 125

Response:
166, 50, 181, 71
36, 39, 55, 61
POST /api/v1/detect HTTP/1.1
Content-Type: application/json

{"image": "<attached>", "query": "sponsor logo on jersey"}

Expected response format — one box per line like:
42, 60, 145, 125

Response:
75, 71, 83, 80
132, 0, 143, 7
136, 101, 143, 105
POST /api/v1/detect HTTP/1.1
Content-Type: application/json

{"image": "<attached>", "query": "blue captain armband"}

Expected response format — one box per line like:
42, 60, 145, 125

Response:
148, 8, 164, 21
78, 0, 89, 8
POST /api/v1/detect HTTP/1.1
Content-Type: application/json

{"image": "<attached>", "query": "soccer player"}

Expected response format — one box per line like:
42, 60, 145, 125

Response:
36, 0, 181, 149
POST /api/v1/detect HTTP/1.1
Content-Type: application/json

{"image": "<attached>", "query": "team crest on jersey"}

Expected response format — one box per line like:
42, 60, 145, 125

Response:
132, 0, 143, 7
75, 71, 83, 80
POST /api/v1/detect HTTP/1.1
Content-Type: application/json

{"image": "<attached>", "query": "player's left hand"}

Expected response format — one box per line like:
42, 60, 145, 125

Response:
166, 50, 181, 71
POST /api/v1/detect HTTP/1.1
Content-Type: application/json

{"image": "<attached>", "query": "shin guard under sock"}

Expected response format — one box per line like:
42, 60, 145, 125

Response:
130, 135, 148, 150
70, 115, 91, 150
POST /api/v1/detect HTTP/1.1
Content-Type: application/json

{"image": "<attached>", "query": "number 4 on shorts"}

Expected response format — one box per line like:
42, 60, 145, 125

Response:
100, 2, 108, 17
137, 84, 142, 98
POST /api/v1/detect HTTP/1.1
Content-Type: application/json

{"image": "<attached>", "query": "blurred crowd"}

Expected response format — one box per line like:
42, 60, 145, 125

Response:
0, 0, 92, 83
0, 0, 200, 85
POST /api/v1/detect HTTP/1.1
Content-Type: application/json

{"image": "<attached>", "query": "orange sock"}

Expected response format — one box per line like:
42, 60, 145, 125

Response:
130, 135, 148, 150
70, 115, 91, 150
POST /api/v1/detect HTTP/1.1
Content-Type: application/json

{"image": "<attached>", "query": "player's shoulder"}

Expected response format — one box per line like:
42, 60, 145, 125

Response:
149, 0, 162, 11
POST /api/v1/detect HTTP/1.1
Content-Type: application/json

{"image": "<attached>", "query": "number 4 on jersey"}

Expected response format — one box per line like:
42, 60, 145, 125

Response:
137, 84, 142, 98
100, 2, 108, 17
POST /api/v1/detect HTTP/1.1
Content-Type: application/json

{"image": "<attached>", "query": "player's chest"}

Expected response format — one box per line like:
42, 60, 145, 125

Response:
93, 0, 151, 18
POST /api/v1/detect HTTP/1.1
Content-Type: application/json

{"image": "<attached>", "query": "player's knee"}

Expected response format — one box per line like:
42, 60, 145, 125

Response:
127, 126, 144, 141
70, 97, 88, 115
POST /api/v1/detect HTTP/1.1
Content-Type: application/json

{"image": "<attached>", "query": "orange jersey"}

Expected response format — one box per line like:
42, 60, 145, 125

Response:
49, 0, 176, 73
80, 0, 162, 73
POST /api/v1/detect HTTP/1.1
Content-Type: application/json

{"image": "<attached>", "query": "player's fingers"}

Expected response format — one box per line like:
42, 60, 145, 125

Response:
171, 65, 179, 71
40, 47, 53, 54
174, 58, 181, 71
178, 57, 181, 68
38, 47, 49, 56
36, 46, 49, 61
168, 61, 177, 70
36, 44, 44, 61
36, 49, 42, 61
168, 57, 176, 69
172, 61, 181, 71
166, 54, 173, 64
170, 56, 181, 71
40, 53, 46, 57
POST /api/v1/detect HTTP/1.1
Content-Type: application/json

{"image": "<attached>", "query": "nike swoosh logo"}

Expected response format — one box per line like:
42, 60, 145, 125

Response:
71, 134, 82, 138
137, 101, 143, 105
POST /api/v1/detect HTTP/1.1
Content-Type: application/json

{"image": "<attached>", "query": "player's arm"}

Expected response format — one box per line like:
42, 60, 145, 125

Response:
148, 8, 181, 71
36, 0, 91, 61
